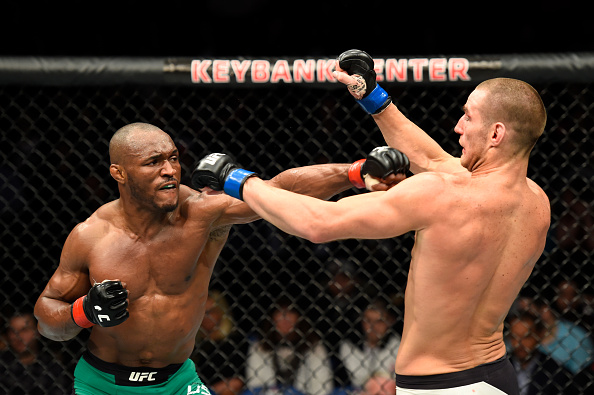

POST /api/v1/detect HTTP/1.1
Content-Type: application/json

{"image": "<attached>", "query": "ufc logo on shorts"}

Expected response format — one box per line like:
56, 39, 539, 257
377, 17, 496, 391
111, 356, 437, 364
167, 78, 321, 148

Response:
187, 383, 211, 395
128, 371, 157, 382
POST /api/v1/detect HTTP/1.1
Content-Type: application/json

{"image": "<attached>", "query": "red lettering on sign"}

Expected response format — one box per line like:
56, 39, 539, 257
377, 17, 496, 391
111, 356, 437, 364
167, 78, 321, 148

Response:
429, 58, 447, 81
385, 59, 407, 82
373, 58, 385, 82
212, 60, 230, 83
191, 60, 212, 83
448, 58, 470, 81
230, 60, 251, 83
409, 59, 428, 82
252, 60, 271, 83
293, 59, 315, 82
271, 60, 292, 83
316, 59, 336, 82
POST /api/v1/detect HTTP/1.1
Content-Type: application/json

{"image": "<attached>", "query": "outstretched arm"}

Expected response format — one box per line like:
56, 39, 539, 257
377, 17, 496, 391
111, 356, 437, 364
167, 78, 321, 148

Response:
192, 148, 407, 227
241, 174, 432, 243
334, 50, 464, 174
267, 163, 352, 201
199, 163, 354, 227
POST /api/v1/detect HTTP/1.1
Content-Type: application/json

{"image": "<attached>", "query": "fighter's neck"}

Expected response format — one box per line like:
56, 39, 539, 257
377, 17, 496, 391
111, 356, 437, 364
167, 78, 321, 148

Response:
469, 155, 529, 181
114, 199, 177, 239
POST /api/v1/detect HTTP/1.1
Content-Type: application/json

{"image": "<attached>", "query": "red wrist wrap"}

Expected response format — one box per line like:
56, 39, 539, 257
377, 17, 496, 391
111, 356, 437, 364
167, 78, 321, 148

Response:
348, 159, 366, 189
72, 296, 94, 328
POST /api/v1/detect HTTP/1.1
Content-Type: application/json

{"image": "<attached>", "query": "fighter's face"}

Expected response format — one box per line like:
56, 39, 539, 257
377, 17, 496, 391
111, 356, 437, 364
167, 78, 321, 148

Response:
454, 89, 491, 171
124, 135, 181, 212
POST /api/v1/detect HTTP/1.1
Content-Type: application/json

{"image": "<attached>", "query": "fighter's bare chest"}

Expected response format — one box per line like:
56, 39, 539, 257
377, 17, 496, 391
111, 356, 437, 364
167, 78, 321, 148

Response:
87, 228, 207, 295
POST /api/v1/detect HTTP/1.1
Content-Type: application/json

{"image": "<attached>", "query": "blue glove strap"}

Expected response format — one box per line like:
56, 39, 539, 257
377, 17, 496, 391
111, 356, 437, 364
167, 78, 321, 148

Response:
223, 169, 255, 200
357, 84, 389, 114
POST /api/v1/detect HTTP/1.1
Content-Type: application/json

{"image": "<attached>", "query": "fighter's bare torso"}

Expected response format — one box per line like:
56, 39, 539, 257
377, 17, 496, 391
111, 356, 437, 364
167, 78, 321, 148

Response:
394, 169, 550, 375
75, 186, 236, 367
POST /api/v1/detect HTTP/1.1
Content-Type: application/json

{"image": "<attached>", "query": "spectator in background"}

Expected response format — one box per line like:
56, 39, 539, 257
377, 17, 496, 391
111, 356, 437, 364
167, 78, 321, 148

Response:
362, 373, 395, 395
536, 299, 594, 375
513, 296, 594, 392
553, 279, 594, 332
555, 170, 594, 256
339, 300, 400, 390
0, 312, 68, 394
311, 257, 369, 388
244, 297, 333, 395
192, 290, 248, 395
507, 308, 574, 394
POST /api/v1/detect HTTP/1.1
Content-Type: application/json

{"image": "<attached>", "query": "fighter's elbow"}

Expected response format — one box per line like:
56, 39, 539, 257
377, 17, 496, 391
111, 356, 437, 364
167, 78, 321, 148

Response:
298, 218, 337, 244
38, 324, 78, 342
34, 304, 79, 342
36, 325, 53, 341
305, 230, 330, 244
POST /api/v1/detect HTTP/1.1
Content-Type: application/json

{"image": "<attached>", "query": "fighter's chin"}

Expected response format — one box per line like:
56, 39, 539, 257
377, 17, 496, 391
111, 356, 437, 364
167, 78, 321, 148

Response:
459, 154, 470, 170
155, 198, 179, 212
161, 203, 178, 212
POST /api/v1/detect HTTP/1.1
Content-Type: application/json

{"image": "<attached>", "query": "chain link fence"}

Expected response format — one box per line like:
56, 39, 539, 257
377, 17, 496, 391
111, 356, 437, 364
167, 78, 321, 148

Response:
1, 58, 593, 394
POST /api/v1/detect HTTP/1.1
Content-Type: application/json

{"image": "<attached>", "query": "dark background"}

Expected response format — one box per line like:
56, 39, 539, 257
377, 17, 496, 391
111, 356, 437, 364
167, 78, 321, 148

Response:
1, 1, 592, 58
2, 1, 594, 394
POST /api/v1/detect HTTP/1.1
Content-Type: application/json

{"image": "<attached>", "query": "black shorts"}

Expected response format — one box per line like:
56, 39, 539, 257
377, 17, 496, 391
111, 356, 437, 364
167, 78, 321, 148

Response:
395, 356, 519, 395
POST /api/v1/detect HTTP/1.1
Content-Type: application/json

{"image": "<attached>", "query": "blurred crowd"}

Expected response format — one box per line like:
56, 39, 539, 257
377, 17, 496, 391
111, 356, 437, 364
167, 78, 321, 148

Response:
2, 272, 593, 395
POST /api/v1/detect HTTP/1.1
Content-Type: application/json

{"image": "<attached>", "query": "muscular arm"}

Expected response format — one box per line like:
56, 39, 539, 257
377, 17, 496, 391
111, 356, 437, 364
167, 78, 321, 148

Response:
242, 174, 436, 243
34, 223, 93, 341
267, 163, 352, 199
372, 105, 463, 174
215, 163, 353, 227
333, 68, 462, 174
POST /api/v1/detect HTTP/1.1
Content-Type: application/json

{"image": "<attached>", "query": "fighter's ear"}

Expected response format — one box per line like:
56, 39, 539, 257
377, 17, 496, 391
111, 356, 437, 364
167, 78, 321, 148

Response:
110, 164, 126, 184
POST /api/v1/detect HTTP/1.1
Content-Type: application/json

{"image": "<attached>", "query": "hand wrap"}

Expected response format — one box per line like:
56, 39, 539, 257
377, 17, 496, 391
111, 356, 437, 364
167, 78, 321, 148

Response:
338, 49, 392, 114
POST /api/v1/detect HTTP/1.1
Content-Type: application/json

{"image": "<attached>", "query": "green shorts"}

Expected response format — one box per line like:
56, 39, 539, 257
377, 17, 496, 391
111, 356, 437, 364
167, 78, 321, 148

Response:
73, 351, 211, 395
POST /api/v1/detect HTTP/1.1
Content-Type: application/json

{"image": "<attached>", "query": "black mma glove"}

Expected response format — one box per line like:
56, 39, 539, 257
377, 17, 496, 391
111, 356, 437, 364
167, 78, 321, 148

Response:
71, 280, 129, 328
337, 49, 392, 114
191, 153, 258, 200
349, 147, 410, 190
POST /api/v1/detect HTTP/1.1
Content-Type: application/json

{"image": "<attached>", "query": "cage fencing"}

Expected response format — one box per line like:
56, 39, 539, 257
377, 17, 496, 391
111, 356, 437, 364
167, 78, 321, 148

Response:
1, 54, 594, 394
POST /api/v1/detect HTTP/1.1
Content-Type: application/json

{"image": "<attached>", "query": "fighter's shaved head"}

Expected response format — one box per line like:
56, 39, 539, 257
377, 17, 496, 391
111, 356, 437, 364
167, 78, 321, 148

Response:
475, 78, 546, 154
109, 123, 166, 165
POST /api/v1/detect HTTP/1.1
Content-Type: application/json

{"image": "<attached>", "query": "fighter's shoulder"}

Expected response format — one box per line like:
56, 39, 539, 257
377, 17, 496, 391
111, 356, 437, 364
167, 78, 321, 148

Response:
62, 203, 118, 259
69, 202, 117, 241
392, 171, 455, 195
179, 184, 234, 218
525, 177, 551, 219
180, 184, 259, 228
526, 177, 549, 202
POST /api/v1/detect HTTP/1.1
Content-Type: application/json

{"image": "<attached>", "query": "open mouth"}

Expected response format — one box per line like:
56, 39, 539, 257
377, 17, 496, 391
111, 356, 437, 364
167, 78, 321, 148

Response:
159, 183, 177, 191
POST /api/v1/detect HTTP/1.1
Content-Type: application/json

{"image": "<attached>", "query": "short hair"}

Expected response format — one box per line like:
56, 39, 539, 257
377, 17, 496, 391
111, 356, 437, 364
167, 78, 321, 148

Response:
109, 122, 163, 164
476, 78, 547, 153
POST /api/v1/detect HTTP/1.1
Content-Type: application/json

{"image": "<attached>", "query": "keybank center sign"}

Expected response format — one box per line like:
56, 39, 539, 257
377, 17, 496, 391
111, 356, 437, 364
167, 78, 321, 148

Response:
189, 58, 471, 84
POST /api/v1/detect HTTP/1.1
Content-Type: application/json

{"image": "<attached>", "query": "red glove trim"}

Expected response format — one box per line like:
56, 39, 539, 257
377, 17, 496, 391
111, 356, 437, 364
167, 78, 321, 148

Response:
72, 296, 94, 328
348, 159, 366, 189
